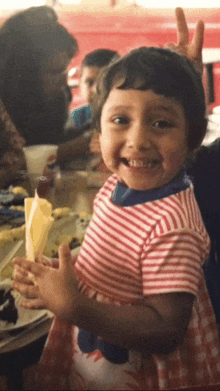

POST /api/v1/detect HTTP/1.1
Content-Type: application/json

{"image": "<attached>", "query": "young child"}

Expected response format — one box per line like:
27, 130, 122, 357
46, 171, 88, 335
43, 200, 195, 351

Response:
63, 49, 119, 170
70, 48, 119, 130
12, 46, 220, 390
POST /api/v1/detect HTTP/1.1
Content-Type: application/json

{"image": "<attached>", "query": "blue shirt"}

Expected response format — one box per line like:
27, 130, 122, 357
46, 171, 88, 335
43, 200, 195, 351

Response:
70, 105, 91, 129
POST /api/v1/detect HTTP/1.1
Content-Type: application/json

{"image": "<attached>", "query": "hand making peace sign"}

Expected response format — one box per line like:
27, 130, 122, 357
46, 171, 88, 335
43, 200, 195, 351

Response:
166, 7, 204, 73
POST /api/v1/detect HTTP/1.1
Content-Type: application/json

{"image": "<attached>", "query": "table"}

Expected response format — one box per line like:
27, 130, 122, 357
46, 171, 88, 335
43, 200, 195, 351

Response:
23, 169, 110, 215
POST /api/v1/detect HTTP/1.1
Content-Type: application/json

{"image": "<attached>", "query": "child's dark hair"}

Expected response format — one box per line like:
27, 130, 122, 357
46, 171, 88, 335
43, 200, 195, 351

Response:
92, 47, 207, 152
81, 49, 120, 70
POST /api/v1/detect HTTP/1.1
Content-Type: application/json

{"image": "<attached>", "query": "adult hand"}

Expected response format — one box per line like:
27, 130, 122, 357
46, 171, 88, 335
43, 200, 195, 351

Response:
165, 7, 204, 73
90, 131, 101, 154
12, 244, 79, 320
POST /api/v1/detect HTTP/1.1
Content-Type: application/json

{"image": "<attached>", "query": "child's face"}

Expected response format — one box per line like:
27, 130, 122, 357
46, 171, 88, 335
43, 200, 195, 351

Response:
80, 65, 102, 104
99, 88, 189, 191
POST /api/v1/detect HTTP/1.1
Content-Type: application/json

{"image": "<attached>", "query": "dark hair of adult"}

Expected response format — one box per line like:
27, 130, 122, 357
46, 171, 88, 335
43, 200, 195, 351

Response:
81, 49, 120, 70
0, 6, 78, 145
0, 6, 77, 89
92, 47, 207, 153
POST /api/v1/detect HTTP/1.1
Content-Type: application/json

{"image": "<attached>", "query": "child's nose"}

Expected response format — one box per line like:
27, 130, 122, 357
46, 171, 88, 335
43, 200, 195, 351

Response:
126, 124, 152, 151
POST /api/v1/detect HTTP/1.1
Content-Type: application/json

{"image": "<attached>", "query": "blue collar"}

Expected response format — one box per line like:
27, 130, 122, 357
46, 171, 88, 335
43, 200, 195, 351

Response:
111, 171, 191, 207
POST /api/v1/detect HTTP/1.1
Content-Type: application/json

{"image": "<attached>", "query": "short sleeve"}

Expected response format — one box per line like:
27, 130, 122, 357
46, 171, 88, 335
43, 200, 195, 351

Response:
142, 228, 209, 297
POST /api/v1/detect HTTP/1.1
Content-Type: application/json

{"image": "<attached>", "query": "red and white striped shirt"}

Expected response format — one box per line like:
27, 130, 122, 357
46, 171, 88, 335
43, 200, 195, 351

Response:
74, 174, 220, 389
76, 174, 210, 301
27, 174, 220, 391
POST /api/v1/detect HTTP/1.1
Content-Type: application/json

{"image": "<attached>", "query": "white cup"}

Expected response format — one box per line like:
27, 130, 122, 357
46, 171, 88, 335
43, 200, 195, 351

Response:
23, 145, 58, 195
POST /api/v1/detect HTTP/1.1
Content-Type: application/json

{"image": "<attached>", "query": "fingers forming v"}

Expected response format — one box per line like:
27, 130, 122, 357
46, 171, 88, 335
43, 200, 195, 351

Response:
192, 20, 204, 57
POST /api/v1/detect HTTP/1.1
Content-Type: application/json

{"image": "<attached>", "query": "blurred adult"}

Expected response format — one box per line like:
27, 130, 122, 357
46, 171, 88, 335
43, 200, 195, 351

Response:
0, 99, 26, 187
0, 5, 79, 187
0, 5, 78, 147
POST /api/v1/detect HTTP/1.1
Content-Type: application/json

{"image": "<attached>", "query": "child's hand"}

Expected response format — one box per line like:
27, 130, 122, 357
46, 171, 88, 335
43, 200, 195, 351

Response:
12, 244, 79, 319
165, 7, 204, 73
12, 255, 56, 309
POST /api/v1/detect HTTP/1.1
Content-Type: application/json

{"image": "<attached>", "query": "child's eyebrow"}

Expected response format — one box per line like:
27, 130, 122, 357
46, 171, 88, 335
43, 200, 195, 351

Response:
105, 105, 133, 112
149, 104, 182, 119
105, 104, 181, 118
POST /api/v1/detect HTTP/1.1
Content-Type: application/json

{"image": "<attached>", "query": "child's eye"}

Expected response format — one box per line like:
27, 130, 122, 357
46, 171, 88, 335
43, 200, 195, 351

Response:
153, 120, 174, 130
113, 116, 129, 125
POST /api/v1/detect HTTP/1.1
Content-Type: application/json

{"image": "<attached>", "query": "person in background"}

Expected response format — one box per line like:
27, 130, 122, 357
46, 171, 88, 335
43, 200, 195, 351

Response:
69, 48, 119, 132
0, 5, 81, 186
60, 49, 120, 169
0, 99, 26, 188
12, 43, 220, 390
0, 5, 78, 147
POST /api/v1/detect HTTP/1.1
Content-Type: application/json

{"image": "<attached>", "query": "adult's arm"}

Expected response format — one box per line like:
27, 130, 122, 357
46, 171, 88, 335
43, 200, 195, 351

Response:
57, 133, 91, 164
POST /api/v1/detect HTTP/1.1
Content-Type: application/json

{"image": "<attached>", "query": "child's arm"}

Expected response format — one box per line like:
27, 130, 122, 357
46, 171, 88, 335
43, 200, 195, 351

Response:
12, 244, 194, 355
165, 7, 204, 73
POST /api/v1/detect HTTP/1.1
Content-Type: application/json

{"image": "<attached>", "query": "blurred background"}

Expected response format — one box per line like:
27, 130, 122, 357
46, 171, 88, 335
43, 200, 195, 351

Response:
1, 0, 220, 113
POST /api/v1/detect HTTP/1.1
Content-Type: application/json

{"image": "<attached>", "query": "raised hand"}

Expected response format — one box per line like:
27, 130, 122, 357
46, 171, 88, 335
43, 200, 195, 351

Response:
165, 7, 204, 73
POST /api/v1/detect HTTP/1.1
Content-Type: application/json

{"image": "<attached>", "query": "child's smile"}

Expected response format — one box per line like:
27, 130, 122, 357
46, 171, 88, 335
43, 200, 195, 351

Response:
99, 88, 189, 191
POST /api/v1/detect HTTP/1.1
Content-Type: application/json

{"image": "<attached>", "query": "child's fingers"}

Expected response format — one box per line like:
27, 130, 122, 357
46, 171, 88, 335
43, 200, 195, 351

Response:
12, 258, 44, 277
36, 255, 52, 267
11, 280, 39, 299
19, 298, 46, 310
13, 265, 34, 285
58, 243, 71, 271
13, 256, 27, 263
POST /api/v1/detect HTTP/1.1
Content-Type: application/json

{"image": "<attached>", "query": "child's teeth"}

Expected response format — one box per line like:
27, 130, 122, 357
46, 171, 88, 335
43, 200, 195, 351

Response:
128, 160, 157, 168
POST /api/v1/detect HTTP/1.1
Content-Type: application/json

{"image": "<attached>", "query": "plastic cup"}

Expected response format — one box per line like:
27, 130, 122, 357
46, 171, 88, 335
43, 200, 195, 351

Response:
23, 145, 58, 196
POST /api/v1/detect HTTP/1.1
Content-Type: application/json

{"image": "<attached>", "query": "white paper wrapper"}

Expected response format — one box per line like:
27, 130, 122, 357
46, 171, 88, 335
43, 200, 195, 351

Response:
25, 191, 54, 262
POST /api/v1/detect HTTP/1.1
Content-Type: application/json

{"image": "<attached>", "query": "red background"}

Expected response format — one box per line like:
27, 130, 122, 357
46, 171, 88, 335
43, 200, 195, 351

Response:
57, 9, 220, 111
1, 8, 220, 111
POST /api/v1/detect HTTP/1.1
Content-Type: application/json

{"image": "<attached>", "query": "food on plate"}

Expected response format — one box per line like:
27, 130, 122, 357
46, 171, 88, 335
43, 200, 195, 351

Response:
0, 209, 91, 279
0, 225, 25, 248
0, 207, 75, 249
0, 287, 18, 325
52, 207, 72, 219
44, 234, 81, 258
10, 206, 25, 212
0, 187, 28, 207
11, 187, 29, 197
